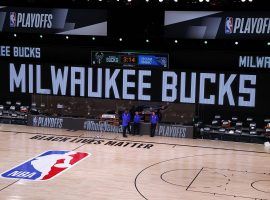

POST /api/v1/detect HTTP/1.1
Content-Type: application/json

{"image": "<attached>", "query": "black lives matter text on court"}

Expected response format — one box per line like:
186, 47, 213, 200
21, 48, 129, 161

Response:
30, 135, 154, 149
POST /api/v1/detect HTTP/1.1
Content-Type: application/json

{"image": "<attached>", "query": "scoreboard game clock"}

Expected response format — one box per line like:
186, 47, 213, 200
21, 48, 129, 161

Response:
91, 51, 169, 68
121, 55, 137, 65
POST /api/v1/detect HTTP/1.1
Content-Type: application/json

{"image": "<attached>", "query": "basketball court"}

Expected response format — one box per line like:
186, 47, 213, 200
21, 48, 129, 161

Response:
0, 124, 269, 200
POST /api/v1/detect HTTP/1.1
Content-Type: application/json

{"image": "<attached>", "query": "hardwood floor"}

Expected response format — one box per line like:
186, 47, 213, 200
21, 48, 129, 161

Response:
0, 124, 269, 200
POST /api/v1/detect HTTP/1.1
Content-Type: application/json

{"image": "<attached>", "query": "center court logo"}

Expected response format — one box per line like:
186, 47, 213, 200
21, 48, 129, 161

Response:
1, 150, 89, 181
225, 17, 233, 34
10, 12, 16, 27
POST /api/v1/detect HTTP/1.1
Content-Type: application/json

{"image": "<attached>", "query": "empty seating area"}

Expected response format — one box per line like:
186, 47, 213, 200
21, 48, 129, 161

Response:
0, 101, 29, 125
194, 115, 270, 144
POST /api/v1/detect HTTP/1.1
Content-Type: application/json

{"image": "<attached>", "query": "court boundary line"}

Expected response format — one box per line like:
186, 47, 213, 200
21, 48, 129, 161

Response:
72, 143, 87, 151
1, 129, 269, 155
0, 179, 20, 192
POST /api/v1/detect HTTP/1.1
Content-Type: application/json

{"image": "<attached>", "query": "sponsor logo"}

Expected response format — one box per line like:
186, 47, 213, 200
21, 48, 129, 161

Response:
83, 120, 122, 133
10, 12, 16, 27
32, 116, 63, 128
1, 151, 89, 181
225, 17, 233, 34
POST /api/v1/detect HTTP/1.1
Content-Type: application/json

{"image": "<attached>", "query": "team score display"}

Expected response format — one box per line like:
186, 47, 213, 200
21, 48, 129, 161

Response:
121, 56, 137, 65
91, 51, 169, 68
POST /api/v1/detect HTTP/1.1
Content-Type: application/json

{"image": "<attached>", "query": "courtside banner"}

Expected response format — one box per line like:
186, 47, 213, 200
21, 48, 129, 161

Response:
165, 11, 270, 39
26, 116, 194, 138
0, 6, 107, 35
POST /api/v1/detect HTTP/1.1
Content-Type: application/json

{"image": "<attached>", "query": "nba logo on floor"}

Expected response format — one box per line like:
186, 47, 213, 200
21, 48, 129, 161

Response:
225, 17, 233, 34
1, 151, 89, 181
10, 12, 16, 27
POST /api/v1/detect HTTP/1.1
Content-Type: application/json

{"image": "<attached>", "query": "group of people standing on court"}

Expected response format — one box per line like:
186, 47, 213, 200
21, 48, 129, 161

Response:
121, 109, 159, 138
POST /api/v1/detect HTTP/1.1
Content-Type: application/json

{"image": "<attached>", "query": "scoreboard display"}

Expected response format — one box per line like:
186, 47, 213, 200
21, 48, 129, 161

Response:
91, 51, 169, 68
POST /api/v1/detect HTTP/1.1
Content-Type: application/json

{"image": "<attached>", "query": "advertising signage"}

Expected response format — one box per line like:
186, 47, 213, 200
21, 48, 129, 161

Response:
27, 115, 194, 138
0, 6, 107, 36
165, 11, 270, 39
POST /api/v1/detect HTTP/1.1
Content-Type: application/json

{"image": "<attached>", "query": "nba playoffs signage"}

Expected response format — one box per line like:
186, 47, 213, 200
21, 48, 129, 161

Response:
7, 63, 257, 107
165, 11, 270, 39
156, 124, 193, 138
30, 116, 64, 128
0, 6, 107, 35
28, 116, 78, 129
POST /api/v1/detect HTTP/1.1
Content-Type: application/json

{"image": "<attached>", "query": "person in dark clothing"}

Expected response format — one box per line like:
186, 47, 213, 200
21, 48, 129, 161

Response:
150, 112, 159, 137
122, 110, 131, 137
133, 111, 142, 136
